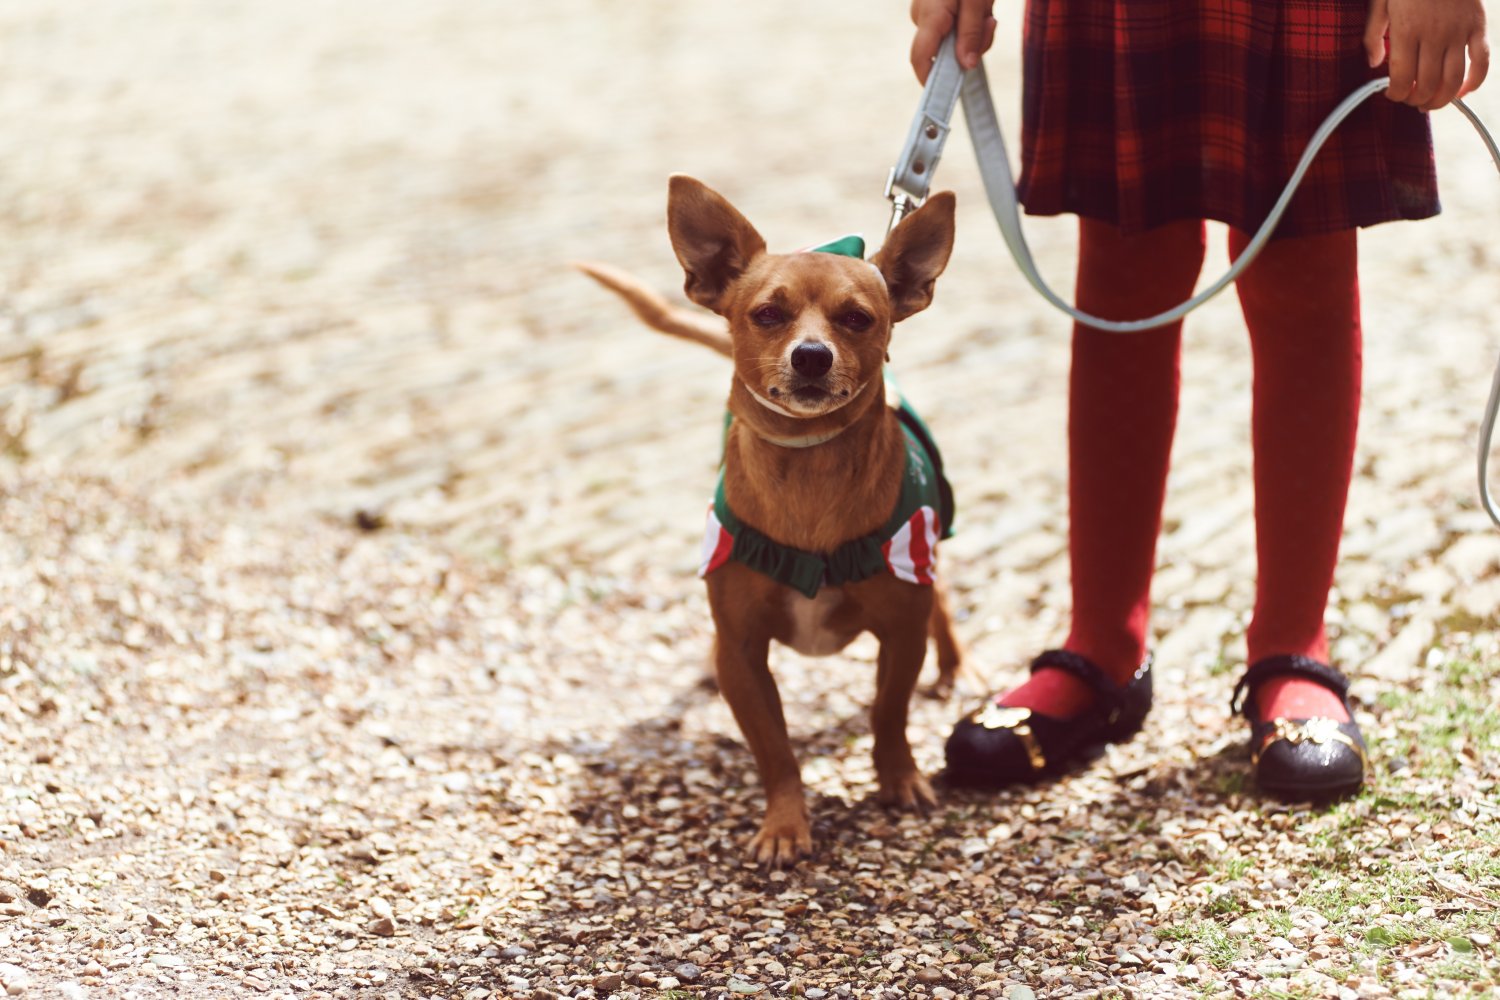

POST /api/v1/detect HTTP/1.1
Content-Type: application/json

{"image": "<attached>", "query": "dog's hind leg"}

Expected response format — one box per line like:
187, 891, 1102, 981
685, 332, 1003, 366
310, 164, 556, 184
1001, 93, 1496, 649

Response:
925, 582, 972, 700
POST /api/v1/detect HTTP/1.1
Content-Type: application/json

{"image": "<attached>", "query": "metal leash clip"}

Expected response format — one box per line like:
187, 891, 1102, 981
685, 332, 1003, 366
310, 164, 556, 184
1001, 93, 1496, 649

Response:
884, 38, 966, 235
884, 168, 919, 234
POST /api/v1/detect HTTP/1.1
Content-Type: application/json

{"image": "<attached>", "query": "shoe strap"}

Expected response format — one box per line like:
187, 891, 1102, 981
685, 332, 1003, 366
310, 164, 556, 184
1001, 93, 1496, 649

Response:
1028, 649, 1135, 716
1230, 654, 1352, 720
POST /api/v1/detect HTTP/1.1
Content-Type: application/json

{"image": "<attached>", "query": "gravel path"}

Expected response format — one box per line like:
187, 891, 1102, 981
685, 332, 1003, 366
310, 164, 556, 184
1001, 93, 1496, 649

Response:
1, 2, 1498, 998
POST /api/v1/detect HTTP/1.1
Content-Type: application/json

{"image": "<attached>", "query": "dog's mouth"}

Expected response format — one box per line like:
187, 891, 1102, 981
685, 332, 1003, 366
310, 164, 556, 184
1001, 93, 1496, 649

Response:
791, 385, 830, 404
765, 379, 856, 415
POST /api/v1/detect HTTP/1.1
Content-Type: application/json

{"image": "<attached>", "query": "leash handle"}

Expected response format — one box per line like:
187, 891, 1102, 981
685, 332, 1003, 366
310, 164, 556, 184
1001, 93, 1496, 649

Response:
886, 35, 969, 233
887, 33, 1500, 527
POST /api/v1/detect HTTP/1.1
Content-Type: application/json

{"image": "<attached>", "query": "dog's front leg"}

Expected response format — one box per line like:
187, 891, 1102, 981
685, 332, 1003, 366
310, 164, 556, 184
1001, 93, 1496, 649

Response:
872, 615, 937, 812
714, 636, 809, 866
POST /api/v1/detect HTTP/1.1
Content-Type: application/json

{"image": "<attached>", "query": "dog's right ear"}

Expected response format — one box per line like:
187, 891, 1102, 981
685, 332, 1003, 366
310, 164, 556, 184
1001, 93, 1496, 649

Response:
872, 191, 955, 322
667, 175, 766, 314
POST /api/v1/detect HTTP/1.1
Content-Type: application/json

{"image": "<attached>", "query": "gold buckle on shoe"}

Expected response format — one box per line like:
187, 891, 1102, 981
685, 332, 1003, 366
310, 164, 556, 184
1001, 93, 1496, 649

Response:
972, 704, 1048, 771
1253, 717, 1368, 773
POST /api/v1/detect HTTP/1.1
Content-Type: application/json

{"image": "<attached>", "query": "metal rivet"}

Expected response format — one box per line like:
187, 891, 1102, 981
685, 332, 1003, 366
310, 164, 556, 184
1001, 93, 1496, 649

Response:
913, 160, 925, 175
925, 124, 939, 140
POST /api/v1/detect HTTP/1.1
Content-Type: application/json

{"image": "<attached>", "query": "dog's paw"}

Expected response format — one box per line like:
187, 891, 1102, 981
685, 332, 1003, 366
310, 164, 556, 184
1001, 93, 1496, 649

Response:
748, 812, 812, 868
877, 768, 937, 813
924, 677, 956, 701
928, 662, 987, 702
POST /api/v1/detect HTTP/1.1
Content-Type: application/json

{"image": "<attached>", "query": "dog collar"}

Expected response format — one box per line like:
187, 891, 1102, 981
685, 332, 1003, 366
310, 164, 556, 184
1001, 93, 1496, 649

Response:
749, 427, 847, 449
739, 378, 872, 448
745, 383, 797, 417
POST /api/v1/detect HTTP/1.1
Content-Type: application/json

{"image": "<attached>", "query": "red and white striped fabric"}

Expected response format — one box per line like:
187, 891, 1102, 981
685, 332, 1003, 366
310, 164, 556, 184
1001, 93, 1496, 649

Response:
699, 506, 733, 578
697, 503, 942, 586
882, 505, 939, 586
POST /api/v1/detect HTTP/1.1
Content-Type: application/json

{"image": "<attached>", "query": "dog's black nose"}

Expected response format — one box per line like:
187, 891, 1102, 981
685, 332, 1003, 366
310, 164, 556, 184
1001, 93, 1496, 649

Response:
790, 341, 833, 378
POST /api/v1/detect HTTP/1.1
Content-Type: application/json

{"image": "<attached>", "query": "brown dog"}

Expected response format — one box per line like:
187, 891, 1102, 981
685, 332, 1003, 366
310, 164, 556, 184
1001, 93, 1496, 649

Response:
580, 176, 965, 866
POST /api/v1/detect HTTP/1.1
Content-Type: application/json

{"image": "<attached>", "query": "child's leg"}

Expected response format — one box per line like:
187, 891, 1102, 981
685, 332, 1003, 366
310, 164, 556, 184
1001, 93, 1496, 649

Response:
1229, 227, 1360, 722
1003, 218, 1206, 718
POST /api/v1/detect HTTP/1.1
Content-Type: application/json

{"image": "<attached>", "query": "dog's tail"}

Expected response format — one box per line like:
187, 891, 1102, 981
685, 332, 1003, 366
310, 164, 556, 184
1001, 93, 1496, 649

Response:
573, 261, 732, 358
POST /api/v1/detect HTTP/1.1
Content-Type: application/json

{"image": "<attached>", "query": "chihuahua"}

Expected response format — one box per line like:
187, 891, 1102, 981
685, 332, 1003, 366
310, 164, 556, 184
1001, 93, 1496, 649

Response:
579, 176, 964, 866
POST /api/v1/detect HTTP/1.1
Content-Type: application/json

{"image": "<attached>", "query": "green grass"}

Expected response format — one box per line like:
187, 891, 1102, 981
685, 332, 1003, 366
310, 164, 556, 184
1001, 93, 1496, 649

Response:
1151, 639, 1500, 996
1158, 919, 1239, 970
1374, 652, 1500, 781
1219, 856, 1254, 881
1264, 910, 1294, 937
1205, 654, 1238, 679
1206, 891, 1244, 917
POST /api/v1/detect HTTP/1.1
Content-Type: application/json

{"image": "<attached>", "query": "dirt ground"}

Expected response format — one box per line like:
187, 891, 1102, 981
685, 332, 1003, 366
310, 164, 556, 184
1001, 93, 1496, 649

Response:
0, 2, 1497, 998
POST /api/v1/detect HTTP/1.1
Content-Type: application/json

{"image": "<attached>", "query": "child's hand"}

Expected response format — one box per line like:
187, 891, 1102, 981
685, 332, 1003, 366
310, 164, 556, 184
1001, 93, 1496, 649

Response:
910, 0, 997, 84
1366, 0, 1490, 110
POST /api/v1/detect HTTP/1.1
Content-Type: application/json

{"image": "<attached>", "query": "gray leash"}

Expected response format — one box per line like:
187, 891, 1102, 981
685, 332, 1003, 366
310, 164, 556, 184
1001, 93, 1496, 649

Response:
888, 35, 1500, 528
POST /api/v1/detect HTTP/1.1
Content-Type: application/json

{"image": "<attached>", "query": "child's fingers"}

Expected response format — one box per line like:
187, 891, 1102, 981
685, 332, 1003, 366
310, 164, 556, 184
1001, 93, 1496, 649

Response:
1364, 0, 1390, 68
955, 0, 995, 69
982, 14, 997, 56
1422, 45, 1467, 110
1385, 32, 1418, 101
909, 0, 957, 83
910, 16, 954, 84
1459, 28, 1491, 97
1408, 42, 1444, 108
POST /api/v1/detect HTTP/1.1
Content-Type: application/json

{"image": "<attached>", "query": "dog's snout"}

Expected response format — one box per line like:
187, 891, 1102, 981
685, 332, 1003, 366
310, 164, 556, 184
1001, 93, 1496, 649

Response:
790, 341, 833, 378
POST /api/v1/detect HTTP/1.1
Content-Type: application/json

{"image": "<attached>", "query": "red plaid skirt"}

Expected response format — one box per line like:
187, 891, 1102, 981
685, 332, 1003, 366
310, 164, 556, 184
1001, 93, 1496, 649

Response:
1017, 0, 1439, 237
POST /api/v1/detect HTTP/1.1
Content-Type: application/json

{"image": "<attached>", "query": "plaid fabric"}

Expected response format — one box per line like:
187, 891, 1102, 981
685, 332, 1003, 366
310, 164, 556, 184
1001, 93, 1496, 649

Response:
1017, 0, 1439, 237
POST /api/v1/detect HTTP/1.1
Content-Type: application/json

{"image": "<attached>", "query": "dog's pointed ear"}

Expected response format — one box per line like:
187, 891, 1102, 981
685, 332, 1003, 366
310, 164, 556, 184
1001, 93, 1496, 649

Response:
872, 191, 955, 322
667, 175, 767, 314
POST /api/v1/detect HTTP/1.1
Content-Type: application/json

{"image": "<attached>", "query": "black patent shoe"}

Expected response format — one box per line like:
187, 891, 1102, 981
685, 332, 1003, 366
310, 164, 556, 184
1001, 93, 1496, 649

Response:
944, 649, 1153, 789
1231, 655, 1368, 801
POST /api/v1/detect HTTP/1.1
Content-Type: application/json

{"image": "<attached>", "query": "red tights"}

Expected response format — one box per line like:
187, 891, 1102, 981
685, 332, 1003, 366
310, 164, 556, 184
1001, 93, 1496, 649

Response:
1004, 219, 1360, 723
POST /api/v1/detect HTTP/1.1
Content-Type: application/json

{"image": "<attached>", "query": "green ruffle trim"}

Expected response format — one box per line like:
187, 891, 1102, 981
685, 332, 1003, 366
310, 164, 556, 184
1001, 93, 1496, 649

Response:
725, 519, 888, 600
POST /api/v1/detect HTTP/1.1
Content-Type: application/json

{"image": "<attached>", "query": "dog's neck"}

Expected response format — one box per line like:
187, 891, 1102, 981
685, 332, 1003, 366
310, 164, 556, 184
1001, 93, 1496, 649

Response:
723, 378, 904, 552
736, 379, 875, 448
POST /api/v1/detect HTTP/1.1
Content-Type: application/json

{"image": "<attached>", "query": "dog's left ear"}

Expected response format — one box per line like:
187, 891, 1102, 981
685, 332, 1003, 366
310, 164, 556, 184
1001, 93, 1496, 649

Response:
872, 191, 956, 322
667, 175, 767, 314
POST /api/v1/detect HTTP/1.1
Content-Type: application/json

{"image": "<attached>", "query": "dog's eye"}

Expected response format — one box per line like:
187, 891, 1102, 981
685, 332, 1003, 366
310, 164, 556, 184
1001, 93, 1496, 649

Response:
839, 310, 873, 332
751, 304, 786, 326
